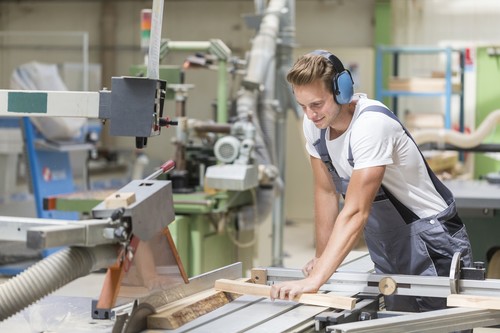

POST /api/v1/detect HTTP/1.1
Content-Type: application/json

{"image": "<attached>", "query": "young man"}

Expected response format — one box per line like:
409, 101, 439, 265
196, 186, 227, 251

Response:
270, 50, 473, 313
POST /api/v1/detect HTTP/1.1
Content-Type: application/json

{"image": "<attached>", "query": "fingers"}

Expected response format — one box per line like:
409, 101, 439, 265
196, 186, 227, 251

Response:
302, 264, 313, 277
280, 286, 289, 300
270, 283, 302, 301
302, 257, 317, 277
270, 284, 280, 300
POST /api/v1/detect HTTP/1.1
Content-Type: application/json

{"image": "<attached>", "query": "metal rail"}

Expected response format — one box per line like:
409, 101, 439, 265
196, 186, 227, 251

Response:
327, 307, 500, 333
263, 267, 500, 299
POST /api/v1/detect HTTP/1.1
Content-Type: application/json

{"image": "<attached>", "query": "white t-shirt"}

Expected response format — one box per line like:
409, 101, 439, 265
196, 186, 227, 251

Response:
303, 94, 448, 218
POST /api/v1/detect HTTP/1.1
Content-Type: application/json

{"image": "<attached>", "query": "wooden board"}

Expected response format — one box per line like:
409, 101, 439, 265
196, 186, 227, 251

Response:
104, 191, 136, 209
448, 294, 500, 310
147, 288, 240, 329
214, 278, 355, 310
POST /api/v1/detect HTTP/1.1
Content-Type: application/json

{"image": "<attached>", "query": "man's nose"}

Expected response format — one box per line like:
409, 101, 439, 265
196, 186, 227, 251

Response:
305, 108, 316, 119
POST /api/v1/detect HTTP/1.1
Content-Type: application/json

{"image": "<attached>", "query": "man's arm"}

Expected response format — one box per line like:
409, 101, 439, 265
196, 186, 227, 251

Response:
308, 165, 385, 285
311, 156, 339, 257
301, 156, 339, 276
271, 164, 385, 300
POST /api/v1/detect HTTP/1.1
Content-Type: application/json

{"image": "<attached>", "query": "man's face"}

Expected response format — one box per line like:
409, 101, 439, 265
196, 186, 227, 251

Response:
294, 80, 340, 129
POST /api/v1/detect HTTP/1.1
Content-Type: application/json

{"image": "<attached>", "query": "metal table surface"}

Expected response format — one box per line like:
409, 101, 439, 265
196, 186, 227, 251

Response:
444, 179, 500, 209
444, 179, 500, 267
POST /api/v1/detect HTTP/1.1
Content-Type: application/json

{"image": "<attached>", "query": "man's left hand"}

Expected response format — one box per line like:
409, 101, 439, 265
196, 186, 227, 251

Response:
270, 278, 321, 301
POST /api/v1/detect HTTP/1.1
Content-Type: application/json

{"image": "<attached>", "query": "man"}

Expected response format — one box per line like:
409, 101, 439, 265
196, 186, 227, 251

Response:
270, 50, 473, 314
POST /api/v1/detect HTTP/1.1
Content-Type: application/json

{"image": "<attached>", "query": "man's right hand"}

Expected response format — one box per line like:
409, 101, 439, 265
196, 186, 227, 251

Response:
302, 257, 319, 277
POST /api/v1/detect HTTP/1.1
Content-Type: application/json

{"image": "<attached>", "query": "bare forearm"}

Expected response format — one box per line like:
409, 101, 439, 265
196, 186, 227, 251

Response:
309, 167, 384, 287
310, 210, 366, 285
314, 192, 339, 257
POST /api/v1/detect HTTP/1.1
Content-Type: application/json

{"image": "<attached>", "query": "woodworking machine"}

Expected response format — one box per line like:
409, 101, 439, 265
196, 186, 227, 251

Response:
4, 251, 500, 333
132, 252, 500, 333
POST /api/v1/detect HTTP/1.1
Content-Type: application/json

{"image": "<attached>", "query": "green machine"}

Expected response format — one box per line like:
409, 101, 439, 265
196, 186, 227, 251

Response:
129, 41, 260, 278
169, 191, 256, 277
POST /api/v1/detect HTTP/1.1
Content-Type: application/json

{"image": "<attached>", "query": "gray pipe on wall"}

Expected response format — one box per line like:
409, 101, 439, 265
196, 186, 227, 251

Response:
235, 0, 295, 266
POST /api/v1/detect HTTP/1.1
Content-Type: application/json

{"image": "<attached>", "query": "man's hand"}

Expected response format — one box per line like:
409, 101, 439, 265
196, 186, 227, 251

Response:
270, 277, 321, 301
302, 257, 319, 277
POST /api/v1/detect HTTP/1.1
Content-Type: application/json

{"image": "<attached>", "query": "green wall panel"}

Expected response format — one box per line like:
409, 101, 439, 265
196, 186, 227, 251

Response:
375, 0, 392, 105
474, 47, 500, 178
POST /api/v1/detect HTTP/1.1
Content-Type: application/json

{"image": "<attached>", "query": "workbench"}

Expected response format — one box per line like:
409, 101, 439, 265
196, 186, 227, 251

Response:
2, 250, 500, 332
2, 179, 500, 333
0, 252, 370, 333
443, 179, 500, 273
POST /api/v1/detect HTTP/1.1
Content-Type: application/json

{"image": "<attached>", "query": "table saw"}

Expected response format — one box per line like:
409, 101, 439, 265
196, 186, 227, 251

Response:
1, 167, 500, 333
2, 249, 500, 333
0, 160, 499, 332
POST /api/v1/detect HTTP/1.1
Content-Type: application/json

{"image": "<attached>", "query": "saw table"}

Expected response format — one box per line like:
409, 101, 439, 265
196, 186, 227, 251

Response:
3, 251, 500, 333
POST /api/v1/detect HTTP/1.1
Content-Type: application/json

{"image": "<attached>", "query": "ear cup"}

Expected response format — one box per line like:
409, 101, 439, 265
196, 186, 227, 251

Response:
308, 50, 354, 104
333, 70, 354, 104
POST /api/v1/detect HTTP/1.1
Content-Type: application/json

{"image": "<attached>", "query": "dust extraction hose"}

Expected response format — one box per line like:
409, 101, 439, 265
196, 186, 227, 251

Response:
412, 109, 500, 147
0, 244, 119, 322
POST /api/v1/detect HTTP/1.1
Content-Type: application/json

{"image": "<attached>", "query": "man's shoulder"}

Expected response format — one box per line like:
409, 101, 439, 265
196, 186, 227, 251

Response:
356, 98, 389, 112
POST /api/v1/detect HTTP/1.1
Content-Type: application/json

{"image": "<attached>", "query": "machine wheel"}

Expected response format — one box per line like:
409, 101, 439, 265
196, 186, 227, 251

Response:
487, 248, 500, 279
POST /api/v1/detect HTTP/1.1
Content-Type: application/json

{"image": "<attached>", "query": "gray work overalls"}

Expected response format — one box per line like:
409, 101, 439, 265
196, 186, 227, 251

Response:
313, 105, 473, 313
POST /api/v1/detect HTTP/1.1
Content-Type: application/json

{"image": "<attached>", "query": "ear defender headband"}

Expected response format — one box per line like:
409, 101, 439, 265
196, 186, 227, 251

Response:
310, 50, 354, 105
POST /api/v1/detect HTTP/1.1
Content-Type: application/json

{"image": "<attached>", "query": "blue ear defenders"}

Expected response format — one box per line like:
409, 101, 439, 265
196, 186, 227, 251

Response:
310, 50, 354, 105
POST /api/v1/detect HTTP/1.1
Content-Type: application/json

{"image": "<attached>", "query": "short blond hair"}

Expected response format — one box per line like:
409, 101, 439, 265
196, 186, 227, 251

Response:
286, 53, 335, 93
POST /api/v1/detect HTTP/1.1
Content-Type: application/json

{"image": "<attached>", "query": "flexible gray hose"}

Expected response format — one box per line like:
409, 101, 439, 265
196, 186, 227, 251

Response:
0, 244, 119, 322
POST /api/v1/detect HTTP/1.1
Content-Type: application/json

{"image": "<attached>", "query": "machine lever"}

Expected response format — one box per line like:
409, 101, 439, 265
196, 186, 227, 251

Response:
144, 160, 176, 180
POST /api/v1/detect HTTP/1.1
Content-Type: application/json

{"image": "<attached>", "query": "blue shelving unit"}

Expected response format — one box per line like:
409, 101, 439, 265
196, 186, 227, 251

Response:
375, 46, 465, 131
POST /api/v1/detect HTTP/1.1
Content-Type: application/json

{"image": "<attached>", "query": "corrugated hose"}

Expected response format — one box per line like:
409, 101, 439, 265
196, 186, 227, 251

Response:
0, 244, 119, 322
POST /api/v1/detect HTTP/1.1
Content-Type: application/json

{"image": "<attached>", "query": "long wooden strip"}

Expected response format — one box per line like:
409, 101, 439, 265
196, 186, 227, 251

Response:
448, 294, 500, 310
214, 278, 355, 310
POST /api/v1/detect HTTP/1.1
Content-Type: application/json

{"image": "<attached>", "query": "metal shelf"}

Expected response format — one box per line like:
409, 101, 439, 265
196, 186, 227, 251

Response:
375, 46, 466, 131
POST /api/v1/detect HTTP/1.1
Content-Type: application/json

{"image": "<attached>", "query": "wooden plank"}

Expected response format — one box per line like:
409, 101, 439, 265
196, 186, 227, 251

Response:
214, 278, 355, 310
448, 294, 500, 310
147, 288, 240, 329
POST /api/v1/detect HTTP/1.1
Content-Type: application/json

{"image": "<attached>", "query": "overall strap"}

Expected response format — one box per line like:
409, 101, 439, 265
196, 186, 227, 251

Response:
313, 128, 343, 193
350, 105, 454, 206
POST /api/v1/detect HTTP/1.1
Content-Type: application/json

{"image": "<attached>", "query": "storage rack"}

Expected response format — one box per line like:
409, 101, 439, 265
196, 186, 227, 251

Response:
375, 46, 465, 131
